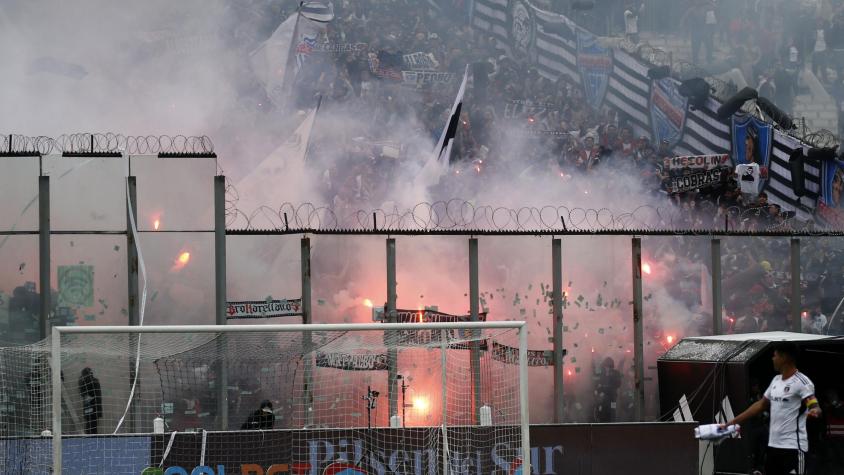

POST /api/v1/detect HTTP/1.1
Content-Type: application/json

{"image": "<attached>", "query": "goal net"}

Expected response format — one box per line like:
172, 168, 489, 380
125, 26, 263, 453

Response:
2, 322, 529, 475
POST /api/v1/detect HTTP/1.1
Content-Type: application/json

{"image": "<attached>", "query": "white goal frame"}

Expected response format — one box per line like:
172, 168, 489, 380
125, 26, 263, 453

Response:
50, 321, 531, 475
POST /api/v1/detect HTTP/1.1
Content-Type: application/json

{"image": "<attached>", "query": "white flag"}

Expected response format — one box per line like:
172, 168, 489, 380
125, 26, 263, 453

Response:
249, 2, 333, 106
237, 103, 320, 212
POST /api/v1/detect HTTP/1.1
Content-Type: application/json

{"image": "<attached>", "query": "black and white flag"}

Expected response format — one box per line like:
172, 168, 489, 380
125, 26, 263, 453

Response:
433, 64, 469, 164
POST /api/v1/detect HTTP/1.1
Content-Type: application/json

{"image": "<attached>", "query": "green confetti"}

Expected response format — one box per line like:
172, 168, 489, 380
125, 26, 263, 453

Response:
317, 299, 326, 305
120, 308, 127, 315
113, 245, 120, 251
528, 284, 532, 290
519, 308, 526, 316
573, 322, 579, 330
84, 314, 96, 321
596, 294, 603, 307
563, 326, 569, 331
575, 367, 581, 373
571, 357, 577, 363
603, 281, 608, 287
598, 328, 605, 334
577, 294, 584, 302
150, 291, 159, 302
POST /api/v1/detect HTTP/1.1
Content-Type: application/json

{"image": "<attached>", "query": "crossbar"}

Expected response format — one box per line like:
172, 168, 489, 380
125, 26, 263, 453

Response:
54, 321, 526, 334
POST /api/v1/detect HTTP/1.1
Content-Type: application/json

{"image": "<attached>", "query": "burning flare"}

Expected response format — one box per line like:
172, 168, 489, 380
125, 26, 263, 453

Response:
413, 396, 430, 415
642, 262, 652, 275
171, 251, 191, 271
153, 218, 161, 231
362, 298, 373, 308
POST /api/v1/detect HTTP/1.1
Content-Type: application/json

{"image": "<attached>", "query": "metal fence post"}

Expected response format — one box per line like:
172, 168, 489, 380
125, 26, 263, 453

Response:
469, 238, 482, 424
214, 175, 228, 430
126, 175, 140, 433
386, 238, 398, 421
631, 237, 645, 421
39, 175, 50, 340
301, 237, 313, 426
791, 238, 802, 333
711, 238, 722, 335
552, 238, 564, 423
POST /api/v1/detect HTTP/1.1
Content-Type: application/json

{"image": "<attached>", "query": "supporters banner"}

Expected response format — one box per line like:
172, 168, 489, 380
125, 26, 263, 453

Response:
731, 115, 773, 196
471, 0, 824, 220
575, 30, 613, 110
315, 352, 389, 371
491, 340, 554, 367
392, 308, 487, 323
226, 299, 303, 319
649, 77, 688, 149
311, 42, 367, 53
818, 160, 844, 227
767, 131, 820, 220
663, 154, 729, 170
402, 52, 439, 70
471, 0, 731, 157
401, 70, 455, 87
502, 99, 557, 120
667, 168, 729, 194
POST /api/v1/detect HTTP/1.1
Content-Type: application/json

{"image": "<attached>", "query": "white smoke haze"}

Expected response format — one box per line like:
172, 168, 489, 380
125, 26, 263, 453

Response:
0, 0, 772, 423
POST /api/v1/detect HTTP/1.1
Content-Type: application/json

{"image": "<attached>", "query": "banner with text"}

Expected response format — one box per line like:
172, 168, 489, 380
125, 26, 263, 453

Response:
226, 299, 302, 319
315, 352, 389, 371
491, 340, 556, 367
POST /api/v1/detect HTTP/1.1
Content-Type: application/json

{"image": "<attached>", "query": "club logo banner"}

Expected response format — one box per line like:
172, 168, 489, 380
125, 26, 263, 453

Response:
509, 0, 536, 58
58, 265, 94, 307
315, 352, 389, 371
731, 115, 773, 194
649, 78, 688, 150
818, 160, 844, 227
226, 299, 302, 319
576, 30, 612, 110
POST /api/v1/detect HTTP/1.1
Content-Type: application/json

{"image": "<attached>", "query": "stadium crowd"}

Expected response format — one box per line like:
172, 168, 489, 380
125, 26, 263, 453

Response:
236, 0, 844, 338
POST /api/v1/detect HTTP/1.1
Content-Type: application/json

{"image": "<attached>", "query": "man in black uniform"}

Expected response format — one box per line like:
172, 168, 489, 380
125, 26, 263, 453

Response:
78, 367, 102, 435
242, 399, 275, 430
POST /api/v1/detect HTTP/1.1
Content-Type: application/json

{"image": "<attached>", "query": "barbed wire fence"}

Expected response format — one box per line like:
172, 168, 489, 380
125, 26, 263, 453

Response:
0, 133, 215, 156
222, 199, 844, 235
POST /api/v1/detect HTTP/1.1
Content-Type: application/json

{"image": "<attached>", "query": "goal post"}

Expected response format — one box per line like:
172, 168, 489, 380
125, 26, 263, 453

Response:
41, 322, 531, 475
